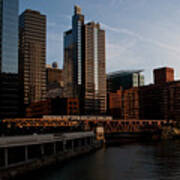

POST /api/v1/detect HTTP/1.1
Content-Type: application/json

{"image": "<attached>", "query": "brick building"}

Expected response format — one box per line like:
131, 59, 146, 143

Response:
123, 88, 139, 120
108, 87, 139, 120
108, 89, 122, 119
108, 67, 180, 121
26, 98, 80, 118
139, 81, 180, 121
139, 67, 180, 120
154, 67, 174, 85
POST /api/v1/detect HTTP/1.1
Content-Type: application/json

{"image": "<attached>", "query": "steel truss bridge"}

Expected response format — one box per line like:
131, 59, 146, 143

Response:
2, 117, 175, 135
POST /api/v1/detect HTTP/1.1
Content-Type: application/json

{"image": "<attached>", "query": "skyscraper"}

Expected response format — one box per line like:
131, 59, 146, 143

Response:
19, 9, 47, 105
84, 22, 106, 114
0, 0, 20, 119
0, 0, 19, 73
63, 6, 107, 114
64, 6, 84, 98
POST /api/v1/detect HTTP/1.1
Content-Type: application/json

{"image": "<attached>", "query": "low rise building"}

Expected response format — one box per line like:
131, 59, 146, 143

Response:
107, 70, 144, 92
26, 98, 79, 118
154, 67, 174, 85
46, 62, 64, 98
108, 87, 139, 120
108, 67, 180, 121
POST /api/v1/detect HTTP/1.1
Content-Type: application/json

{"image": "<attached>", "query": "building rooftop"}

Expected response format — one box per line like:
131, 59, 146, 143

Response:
107, 70, 144, 78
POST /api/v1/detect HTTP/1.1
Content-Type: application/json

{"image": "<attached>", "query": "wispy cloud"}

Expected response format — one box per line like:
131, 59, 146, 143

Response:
58, 14, 71, 20
102, 23, 180, 54
110, 0, 125, 7
106, 40, 136, 59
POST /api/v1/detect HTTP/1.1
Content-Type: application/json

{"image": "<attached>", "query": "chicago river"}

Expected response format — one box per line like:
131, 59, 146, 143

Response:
19, 141, 180, 180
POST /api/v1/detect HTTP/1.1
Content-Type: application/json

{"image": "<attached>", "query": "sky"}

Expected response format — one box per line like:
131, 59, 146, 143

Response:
20, 0, 180, 84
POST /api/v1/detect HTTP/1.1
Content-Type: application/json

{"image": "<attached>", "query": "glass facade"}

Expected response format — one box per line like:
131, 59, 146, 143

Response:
133, 73, 138, 87
94, 27, 99, 92
0, 0, 19, 73
77, 20, 82, 85
64, 32, 73, 48
72, 14, 84, 86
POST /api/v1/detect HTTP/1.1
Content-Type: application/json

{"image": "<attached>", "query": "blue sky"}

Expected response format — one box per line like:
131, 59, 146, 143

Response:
20, 0, 180, 84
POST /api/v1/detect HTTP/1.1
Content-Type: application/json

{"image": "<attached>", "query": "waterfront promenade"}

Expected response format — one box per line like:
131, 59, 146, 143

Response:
0, 132, 99, 179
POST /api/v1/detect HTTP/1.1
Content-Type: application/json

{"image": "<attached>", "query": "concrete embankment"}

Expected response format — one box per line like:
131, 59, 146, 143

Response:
0, 132, 101, 180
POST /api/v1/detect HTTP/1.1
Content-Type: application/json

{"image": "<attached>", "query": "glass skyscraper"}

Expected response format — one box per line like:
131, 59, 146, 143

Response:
63, 6, 107, 114
0, 0, 20, 119
0, 0, 19, 73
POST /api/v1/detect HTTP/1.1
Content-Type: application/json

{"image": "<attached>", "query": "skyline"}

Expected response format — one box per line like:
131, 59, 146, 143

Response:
20, 0, 180, 84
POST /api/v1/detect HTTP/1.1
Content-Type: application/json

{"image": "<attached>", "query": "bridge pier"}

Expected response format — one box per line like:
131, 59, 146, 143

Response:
63, 140, 66, 153
53, 143, 56, 154
25, 146, 28, 162
41, 144, 45, 156
78, 139, 82, 150
71, 140, 74, 152
4, 148, 8, 168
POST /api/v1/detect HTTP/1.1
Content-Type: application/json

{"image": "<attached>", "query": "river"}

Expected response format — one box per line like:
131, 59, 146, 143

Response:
21, 141, 180, 180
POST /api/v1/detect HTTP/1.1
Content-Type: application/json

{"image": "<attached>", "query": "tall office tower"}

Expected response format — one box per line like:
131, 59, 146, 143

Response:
0, 0, 20, 119
64, 6, 84, 98
19, 10, 47, 105
63, 6, 107, 114
0, 0, 19, 73
63, 30, 74, 97
84, 22, 106, 114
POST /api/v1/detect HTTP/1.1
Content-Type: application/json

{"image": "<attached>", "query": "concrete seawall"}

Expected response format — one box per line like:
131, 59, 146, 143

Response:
0, 132, 101, 180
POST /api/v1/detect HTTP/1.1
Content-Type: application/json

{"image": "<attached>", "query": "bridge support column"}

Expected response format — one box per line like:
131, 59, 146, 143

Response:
4, 148, 8, 168
85, 138, 88, 147
71, 140, 74, 152
53, 143, 56, 154
63, 140, 66, 152
25, 146, 28, 162
90, 137, 94, 145
41, 144, 45, 156
78, 139, 82, 149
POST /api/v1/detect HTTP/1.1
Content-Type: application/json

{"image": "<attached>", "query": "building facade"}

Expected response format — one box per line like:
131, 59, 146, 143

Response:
107, 70, 144, 92
107, 67, 180, 121
19, 9, 47, 105
26, 98, 80, 117
0, 0, 19, 73
47, 62, 63, 87
63, 6, 107, 114
154, 67, 174, 85
0, 0, 20, 119
84, 22, 106, 114
108, 88, 139, 120
139, 67, 179, 120
46, 63, 64, 98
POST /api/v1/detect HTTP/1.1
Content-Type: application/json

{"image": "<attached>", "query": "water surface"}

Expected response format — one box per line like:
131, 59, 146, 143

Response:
23, 141, 180, 180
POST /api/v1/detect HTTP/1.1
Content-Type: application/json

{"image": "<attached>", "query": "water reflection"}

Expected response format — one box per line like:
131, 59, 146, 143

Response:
20, 141, 180, 180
